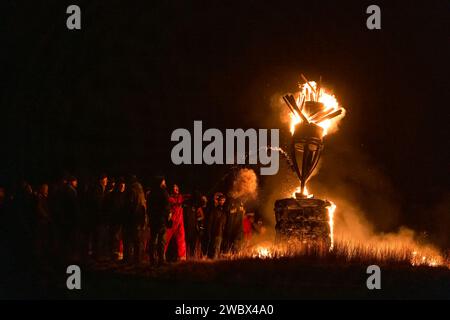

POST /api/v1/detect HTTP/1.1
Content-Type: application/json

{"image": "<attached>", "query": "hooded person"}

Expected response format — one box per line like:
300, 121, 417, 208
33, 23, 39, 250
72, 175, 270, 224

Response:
164, 184, 188, 261
147, 175, 171, 265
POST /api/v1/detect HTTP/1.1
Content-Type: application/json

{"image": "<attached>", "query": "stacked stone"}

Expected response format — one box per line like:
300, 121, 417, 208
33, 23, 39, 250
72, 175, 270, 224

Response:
274, 197, 331, 246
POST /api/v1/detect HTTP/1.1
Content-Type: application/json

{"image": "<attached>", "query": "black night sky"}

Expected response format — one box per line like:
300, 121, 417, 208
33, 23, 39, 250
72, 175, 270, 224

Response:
1, 1, 449, 240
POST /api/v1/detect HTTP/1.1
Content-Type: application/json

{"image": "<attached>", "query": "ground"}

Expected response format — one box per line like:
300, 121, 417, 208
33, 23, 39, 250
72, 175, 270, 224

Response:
49, 257, 450, 300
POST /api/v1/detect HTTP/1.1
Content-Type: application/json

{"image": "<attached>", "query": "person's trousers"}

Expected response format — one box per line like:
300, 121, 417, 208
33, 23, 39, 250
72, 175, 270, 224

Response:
164, 212, 186, 260
149, 223, 166, 264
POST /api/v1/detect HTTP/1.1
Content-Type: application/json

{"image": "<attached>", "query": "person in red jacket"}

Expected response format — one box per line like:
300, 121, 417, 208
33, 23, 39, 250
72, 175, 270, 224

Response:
243, 212, 254, 242
165, 184, 187, 261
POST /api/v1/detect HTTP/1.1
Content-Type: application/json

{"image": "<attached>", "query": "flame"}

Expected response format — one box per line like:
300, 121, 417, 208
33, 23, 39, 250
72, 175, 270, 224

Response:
253, 246, 273, 259
327, 202, 336, 250
410, 249, 444, 267
291, 186, 313, 199
289, 81, 345, 136
289, 112, 301, 135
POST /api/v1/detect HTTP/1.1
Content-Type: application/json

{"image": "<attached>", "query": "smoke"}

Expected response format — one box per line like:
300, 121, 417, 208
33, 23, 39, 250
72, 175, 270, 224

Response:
229, 168, 258, 201
328, 194, 445, 265
270, 93, 291, 127
257, 136, 447, 263
426, 192, 450, 249
259, 156, 299, 226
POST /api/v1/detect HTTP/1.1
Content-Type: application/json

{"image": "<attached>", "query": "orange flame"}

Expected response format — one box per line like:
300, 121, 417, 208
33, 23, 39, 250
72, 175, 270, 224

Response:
289, 81, 345, 136
291, 186, 313, 199
327, 202, 336, 250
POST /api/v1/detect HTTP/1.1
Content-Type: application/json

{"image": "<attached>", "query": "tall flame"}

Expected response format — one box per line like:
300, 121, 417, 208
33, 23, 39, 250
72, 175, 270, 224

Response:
289, 81, 345, 136
327, 202, 336, 250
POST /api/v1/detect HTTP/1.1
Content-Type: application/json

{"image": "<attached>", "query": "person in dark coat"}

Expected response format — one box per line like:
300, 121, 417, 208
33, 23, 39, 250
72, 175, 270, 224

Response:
2, 182, 36, 297
224, 197, 245, 253
184, 193, 206, 259
59, 176, 80, 262
107, 178, 127, 260
90, 174, 109, 259
34, 183, 51, 262
207, 193, 227, 259
147, 176, 171, 266
0, 187, 6, 219
123, 175, 147, 264
201, 192, 220, 257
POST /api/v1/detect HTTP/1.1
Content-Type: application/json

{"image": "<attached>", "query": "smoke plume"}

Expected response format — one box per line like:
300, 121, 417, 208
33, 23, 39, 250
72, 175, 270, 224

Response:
230, 168, 258, 201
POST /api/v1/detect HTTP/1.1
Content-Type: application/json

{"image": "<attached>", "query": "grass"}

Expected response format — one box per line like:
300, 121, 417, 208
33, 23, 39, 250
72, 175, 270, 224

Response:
3, 239, 448, 299
58, 240, 450, 300
232, 239, 448, 268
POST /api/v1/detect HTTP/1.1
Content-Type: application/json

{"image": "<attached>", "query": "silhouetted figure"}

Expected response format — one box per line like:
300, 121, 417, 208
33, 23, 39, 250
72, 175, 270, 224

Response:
12, 182, 35, 254
59, 176, 80, 262
90, 174, 109, 260
0, 187, 7, 227
243, 212, 255, 248
107, 178, 127, 260
185, 193, 206, 259
34, 184, 51, 262
224, 198, 245, 253
123, 175, 146, 264
147, 176, 170, 266
0, 187, 6, 215
207, 193, 227, 259
2, 182, 36, 297
201, 192, 220, 257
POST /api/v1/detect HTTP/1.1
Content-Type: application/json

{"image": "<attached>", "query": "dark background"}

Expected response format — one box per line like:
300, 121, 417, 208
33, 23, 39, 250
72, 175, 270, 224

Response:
1, 1, 448, 241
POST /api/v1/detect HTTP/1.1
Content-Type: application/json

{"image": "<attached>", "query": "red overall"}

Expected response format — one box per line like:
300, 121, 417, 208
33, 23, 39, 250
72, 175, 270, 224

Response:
243, 216, 253, 241
165, 193, 186, 260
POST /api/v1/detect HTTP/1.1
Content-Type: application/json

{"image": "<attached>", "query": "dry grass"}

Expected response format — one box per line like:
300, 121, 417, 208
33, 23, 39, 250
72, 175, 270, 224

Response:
227, 239, 449, 268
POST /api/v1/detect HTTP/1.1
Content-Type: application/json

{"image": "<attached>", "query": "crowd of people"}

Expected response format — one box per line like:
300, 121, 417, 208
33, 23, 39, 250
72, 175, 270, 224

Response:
0, 174, 263, 268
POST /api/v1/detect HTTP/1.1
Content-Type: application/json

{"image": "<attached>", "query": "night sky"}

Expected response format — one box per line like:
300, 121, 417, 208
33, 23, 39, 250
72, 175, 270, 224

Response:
1, 1, 448, 238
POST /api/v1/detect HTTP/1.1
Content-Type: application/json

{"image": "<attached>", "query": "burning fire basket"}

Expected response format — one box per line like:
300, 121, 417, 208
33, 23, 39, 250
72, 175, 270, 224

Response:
275, 77, 343, 248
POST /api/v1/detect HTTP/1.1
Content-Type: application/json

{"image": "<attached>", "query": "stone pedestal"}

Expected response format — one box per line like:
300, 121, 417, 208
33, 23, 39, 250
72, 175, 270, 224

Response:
274, 197, 331, 246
